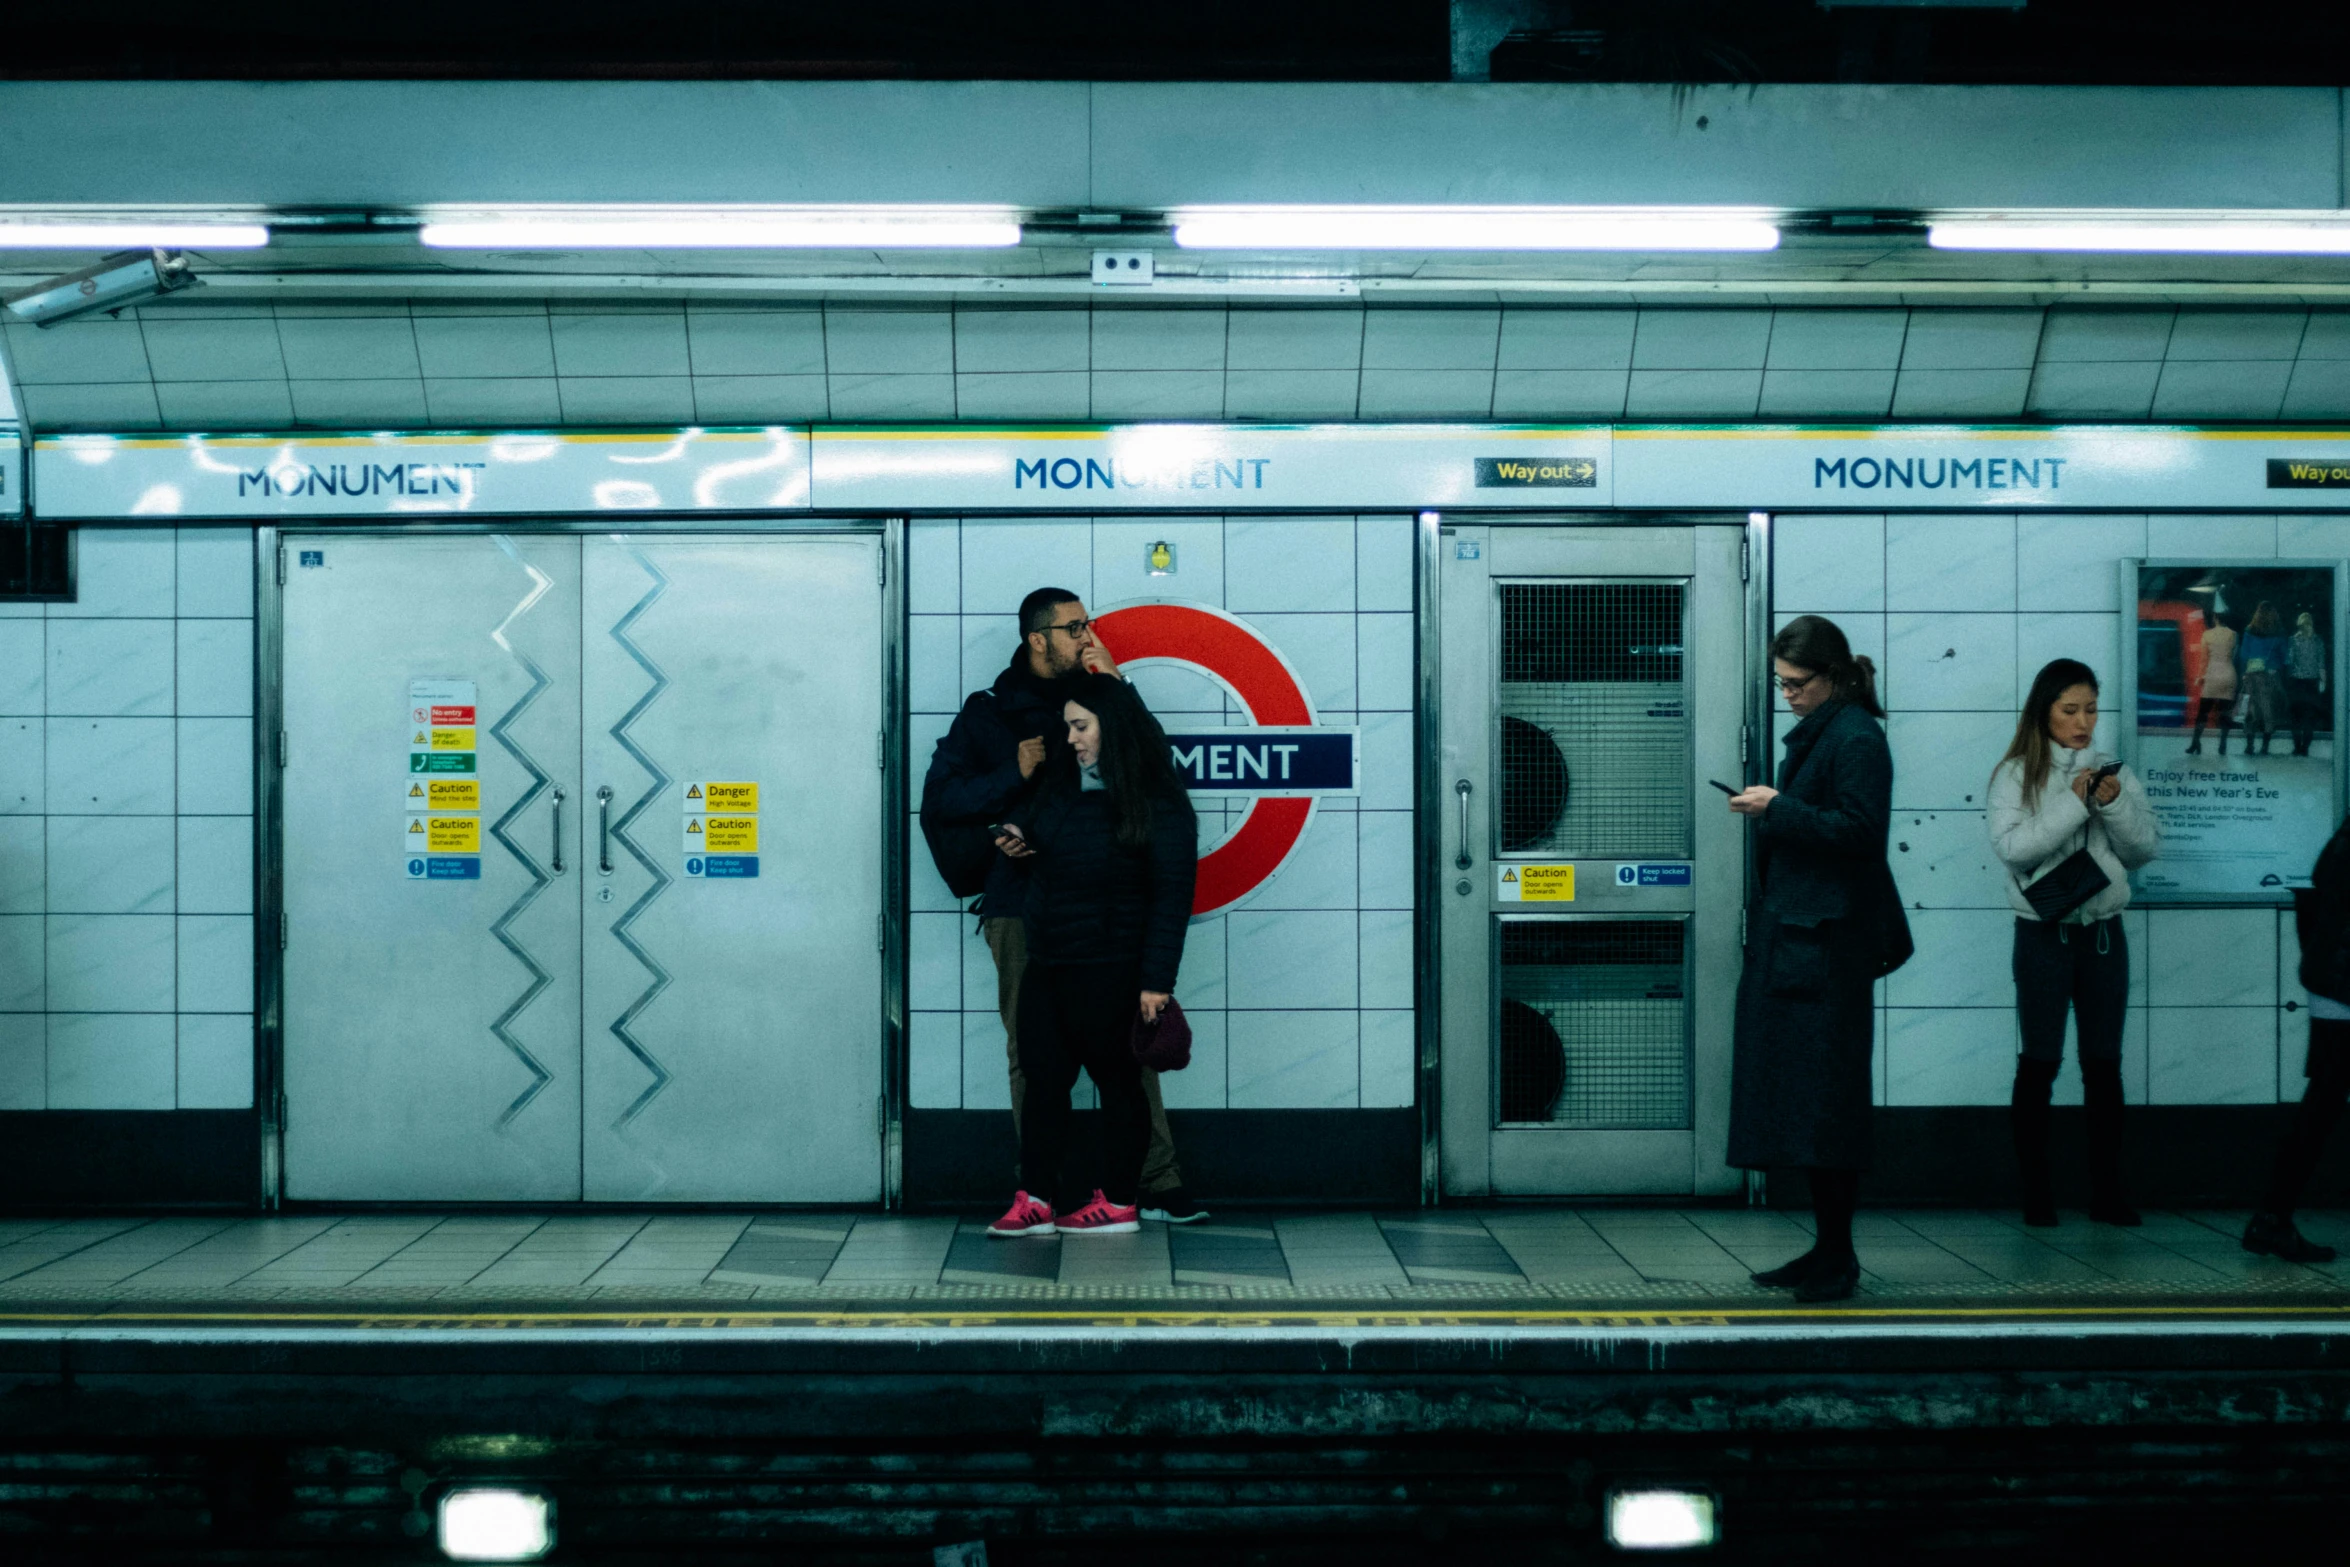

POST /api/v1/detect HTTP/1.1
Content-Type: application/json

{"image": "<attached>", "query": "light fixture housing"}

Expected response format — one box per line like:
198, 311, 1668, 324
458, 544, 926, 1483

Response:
1603, 1487, 1719, 1552
0, 222, 268, 249
435, 1487, 555, 1562
4, 250, 200, 329
420, 209, 1022, 249
1930, 217, 2350, 254
1171, 207, 1779, 251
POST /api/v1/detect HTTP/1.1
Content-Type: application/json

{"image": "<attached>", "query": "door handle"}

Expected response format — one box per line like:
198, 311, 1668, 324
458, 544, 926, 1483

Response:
596, 785, 614, 876
1454, 779, 1474, 870
549, 787, 566, 876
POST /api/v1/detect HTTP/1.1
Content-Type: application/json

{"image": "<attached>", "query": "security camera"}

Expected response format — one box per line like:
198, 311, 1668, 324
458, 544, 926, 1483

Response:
4, 248, 200, 328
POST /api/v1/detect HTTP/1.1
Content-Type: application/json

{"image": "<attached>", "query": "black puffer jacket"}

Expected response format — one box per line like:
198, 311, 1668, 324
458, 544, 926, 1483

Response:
1011, 770, 1197, 994
2297, 816, 2350, 1006
921, 652, 1072, 919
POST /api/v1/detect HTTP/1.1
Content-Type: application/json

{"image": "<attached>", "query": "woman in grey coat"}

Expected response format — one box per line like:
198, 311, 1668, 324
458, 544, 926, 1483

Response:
1727, 615, 1908, 1304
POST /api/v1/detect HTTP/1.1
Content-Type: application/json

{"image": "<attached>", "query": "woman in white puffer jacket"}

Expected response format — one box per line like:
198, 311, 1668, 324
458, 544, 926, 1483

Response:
1987, 658, 2161, 1231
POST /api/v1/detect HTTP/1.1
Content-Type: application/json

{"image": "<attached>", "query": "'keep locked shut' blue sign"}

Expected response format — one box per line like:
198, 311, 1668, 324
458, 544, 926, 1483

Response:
1163, 729, 1357, 796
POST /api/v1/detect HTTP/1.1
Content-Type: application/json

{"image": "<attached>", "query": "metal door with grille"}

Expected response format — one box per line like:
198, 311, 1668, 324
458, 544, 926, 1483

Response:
1438, 523, 1749, 1197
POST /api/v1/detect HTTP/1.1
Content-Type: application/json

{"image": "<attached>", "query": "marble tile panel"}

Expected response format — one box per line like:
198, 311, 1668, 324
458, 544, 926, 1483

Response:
1228, 1010, 1359, 1109
46, 815, 174, 914
46, 619, 173, 717
1886, 513, 2017, 612
45, 1012, 176, 1109
1887, 613, 2016, 712
46, 719, 175, 816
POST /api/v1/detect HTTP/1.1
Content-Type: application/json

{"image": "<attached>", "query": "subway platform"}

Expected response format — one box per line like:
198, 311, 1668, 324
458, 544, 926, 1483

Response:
1, 1204, 2345, 1319
4, 1207, 2349, 1562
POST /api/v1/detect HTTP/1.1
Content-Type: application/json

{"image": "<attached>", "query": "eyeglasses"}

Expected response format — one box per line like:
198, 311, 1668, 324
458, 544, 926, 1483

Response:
1775, 671, 1823, 696
1045, 619, 1093, 639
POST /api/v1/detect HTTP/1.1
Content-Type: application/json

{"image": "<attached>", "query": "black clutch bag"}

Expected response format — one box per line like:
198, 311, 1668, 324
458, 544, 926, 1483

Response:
2022, 848, 2111, 923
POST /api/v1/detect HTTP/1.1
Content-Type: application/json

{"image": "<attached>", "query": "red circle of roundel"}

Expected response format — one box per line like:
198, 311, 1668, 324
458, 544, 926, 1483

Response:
1092, 601, 1319, 917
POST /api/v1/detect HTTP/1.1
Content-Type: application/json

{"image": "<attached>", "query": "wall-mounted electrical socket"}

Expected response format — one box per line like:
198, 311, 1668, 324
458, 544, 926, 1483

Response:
1091, 251, 1154, 286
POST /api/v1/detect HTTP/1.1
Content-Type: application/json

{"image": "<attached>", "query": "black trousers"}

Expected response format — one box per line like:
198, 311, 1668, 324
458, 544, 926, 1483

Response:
2014, 916, 2128, 1063
2264, 1017, 2350, 1218
2288, 676, 2325, 754
1017, 960, 1150, 1210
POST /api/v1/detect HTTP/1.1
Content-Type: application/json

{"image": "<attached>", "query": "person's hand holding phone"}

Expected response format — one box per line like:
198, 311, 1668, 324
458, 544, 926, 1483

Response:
2075, 762, 2122, 807
1728, 785, 1777, 816
992, 823, 1034, 859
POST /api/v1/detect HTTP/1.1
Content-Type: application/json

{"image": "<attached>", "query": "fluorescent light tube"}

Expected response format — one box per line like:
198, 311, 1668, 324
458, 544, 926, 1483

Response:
1930, 221, 2350, 254
437, 1488, 555, 1562
421, 215, 1021, 249
0, 224, 268, 249
1172, 208, 1778, 251
1604, 1489, 1719, 1551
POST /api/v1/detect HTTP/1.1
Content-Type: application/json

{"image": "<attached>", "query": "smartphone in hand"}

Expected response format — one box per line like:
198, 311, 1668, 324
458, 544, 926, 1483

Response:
1709, 780, 1741, 795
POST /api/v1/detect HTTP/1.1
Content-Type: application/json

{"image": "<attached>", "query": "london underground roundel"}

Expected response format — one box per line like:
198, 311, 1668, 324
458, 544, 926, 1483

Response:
1093, 601, 1358, 917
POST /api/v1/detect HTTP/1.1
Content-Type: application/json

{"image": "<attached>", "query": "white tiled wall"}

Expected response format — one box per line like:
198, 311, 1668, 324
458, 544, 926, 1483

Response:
1778, 512, 2298, 1107
0, 527, 257, 1112
907, 514, 1415, 1111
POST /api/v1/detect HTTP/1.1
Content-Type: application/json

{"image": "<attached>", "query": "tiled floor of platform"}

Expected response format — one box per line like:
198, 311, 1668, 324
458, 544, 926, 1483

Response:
0, 1207, 2345, 1311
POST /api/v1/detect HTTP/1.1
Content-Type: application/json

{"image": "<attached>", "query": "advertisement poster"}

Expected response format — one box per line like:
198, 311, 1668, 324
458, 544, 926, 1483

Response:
2132, 562, 2340, 901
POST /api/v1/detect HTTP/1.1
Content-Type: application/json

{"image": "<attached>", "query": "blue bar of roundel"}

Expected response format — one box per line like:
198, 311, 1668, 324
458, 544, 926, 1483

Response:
1163, 730, 1354, 791
704, 855, 759, 878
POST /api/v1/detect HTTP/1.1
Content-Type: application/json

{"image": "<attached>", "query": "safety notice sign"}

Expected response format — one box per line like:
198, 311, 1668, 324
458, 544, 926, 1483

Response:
682, 778, 758, 878
1498, 864, 1576, 902
686, 780, 759, 812
405, 679, 480, 880
404, 779, 481, 811
684, 815, 758, 854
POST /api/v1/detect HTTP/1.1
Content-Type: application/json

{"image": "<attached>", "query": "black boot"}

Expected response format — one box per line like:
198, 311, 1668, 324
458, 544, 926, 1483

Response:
2083, 1060, 2141, 1226
2011, 1058, 2061, 1227
1751, 1251, 1824, 1288
2243, 1212, 2337, 1263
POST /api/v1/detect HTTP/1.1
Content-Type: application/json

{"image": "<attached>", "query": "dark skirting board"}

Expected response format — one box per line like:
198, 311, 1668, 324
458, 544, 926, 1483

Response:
1767, 1106, 2350, 1209
0, 1111, 261, 1208
903, 1108, 1422, 1209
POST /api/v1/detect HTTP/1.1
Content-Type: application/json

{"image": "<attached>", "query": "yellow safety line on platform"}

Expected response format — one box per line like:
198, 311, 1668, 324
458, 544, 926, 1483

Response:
0, 1303, 2346, 1330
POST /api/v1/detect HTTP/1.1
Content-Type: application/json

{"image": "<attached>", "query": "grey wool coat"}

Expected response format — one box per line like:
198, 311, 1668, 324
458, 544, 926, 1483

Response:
1727, 699, 1907, 1173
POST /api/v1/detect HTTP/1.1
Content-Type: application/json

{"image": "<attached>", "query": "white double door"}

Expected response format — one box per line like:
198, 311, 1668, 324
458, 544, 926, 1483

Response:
280, 531, 886, 1202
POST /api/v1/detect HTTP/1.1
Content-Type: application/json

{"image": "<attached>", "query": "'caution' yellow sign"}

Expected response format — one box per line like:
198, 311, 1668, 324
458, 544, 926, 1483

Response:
426, 816, 481, 854
702, 815, 758, 853
1498, 864, 1575, 902
406, 779, 480, 811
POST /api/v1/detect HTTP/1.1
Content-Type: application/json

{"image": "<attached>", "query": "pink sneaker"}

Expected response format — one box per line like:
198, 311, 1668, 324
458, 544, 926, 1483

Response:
1055, 1190, 1140, 1236
987, 1191, 1056, 1237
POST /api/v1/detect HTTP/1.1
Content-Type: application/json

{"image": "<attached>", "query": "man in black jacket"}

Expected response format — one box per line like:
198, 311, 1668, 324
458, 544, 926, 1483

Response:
921, 586, 1204, 1223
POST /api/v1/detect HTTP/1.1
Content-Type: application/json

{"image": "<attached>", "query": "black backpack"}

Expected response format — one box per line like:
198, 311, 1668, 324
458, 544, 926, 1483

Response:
920, 694, 1005, 900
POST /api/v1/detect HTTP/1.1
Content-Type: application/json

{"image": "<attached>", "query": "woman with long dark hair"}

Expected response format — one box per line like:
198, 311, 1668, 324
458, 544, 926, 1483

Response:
1727, 615, 1908, 1303
987, 672, 1198, 1238
1989, 659, 2160, 1228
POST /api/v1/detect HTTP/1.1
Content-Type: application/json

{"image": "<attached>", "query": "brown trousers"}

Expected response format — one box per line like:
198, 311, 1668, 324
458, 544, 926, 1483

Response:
984, 917, 1182, 1195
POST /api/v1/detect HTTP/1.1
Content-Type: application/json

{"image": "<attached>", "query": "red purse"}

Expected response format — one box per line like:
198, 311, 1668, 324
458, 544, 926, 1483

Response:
1130, 997, 1192, 1072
